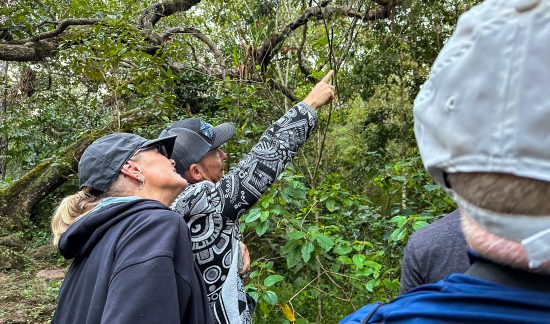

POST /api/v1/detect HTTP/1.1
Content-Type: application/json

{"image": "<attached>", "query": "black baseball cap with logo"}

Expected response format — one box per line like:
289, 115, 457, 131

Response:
159, 118, 235, 176
78, 133, 177, 192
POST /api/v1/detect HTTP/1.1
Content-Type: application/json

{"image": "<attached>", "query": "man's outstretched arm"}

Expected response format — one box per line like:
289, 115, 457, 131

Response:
172, 71, 335, 220
176, 71, 334, 217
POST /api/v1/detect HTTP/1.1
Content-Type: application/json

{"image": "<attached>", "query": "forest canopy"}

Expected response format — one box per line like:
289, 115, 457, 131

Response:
0, 0, 480, 322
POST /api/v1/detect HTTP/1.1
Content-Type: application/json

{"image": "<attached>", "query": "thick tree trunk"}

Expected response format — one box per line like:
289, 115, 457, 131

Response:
0, 109, 159, 230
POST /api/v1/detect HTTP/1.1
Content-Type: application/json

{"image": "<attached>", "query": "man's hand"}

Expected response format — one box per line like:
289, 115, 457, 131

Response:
302, 70, 336, 109
239, 241, 251, 280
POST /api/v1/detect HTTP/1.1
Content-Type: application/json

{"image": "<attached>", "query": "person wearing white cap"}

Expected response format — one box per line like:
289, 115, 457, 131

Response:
341, 0, 550, 323
160, 71, 335, 323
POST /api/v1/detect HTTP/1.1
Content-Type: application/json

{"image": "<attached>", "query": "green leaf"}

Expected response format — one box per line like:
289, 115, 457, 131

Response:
352, 254, 366, 269
424, 184, 440, 192
282, 240, 299, 254
389, 215, 408, 227
256, 221, 269, 236
264, 274, 284, 287
248, 291, 259, 302
301, 241, 314, 263
262, 290, 278, 305
413, 220, 429, 231
366, 278, 380, 292
314, 234, 334, 251
289, 231, 306, 241
333, 245, 353, 255
337, 255, 353, 265
390, 226, 407, 242
287, 251, 302, 268
391, 175, 406, 182
325, 199, 337, 212
260, 210, 270, 222
364, 260, 382, 270
280, 189, 292, 204
244, 208, 261, 223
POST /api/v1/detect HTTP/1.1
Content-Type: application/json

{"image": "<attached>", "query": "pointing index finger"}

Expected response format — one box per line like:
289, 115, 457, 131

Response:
321, 70, 334, 84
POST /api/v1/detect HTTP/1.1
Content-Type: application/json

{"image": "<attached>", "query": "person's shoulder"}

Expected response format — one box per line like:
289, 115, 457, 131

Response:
406, 210, 461, 249
171, 180, 218, 210
130, 200, 185, 228
411, 210, 460, 237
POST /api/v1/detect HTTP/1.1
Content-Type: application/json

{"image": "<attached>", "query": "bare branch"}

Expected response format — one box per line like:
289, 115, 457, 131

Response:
268, 78, 298, 102
10, 18, 100, 45
297, 23, 317, 83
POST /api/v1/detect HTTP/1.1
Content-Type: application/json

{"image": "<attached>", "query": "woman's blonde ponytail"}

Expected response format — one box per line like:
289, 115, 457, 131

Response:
51, 188, 102, 247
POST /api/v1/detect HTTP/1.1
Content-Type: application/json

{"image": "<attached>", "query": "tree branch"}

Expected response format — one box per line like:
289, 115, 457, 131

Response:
0, 1, 204, 62
9, 18, 100, 45
256, 1, 330, 69
297, 23, 317, 83
255, 1, 403, 70
171, 63, 299, 102
0, 41, 58, 62
139, 0, 202, 31
268, 78, 298, 102
164, 27, 227, 68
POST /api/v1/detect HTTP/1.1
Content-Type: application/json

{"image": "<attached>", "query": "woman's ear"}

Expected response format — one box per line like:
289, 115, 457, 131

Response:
120, 161, 142, 181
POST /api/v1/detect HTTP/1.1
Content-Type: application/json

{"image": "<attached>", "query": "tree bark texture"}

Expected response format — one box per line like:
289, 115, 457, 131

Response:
0, 62, 8, 181
0, 109, 159, 230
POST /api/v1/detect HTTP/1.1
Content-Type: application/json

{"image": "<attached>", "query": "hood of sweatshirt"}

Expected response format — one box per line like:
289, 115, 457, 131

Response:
58, 199, 169, 259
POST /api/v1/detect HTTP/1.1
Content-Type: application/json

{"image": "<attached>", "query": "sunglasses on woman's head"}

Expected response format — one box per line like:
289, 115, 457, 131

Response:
133, 144, 168, 158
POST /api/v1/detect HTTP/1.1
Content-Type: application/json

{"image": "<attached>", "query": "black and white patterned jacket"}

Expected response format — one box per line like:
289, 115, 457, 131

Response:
171, 102, 317, 323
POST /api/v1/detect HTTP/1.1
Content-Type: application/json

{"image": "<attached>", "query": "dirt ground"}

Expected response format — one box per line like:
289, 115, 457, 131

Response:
0, 237, 67, 324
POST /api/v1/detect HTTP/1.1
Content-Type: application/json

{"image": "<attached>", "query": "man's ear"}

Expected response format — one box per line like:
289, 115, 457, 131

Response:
187, 163, 204, 183
120, 161, 142, 181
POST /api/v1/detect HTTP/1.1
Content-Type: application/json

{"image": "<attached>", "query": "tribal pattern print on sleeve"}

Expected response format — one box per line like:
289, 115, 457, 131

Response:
171, 102, 317, 323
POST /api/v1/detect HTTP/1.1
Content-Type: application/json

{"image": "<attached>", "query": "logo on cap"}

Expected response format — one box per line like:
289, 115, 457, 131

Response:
199, 120, 214, 140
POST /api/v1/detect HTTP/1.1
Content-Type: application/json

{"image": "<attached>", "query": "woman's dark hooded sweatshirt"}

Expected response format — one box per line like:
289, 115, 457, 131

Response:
52, 199, 212, 324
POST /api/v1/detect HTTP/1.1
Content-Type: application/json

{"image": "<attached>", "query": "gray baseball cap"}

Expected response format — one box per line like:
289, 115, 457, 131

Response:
159, 118, 235, 175
78, 133, 178, 192
414, 0, 550, 188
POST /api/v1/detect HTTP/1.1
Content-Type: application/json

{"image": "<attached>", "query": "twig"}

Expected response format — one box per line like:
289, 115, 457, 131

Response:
288, 270, 326, 303
165, 27, 226, 69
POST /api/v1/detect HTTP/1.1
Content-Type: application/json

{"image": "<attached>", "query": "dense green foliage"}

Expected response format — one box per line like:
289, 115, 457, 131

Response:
1, 0, 481, 322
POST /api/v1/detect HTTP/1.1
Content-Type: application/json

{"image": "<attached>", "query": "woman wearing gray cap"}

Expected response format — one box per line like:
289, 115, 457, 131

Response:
51, 133, 212, 324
